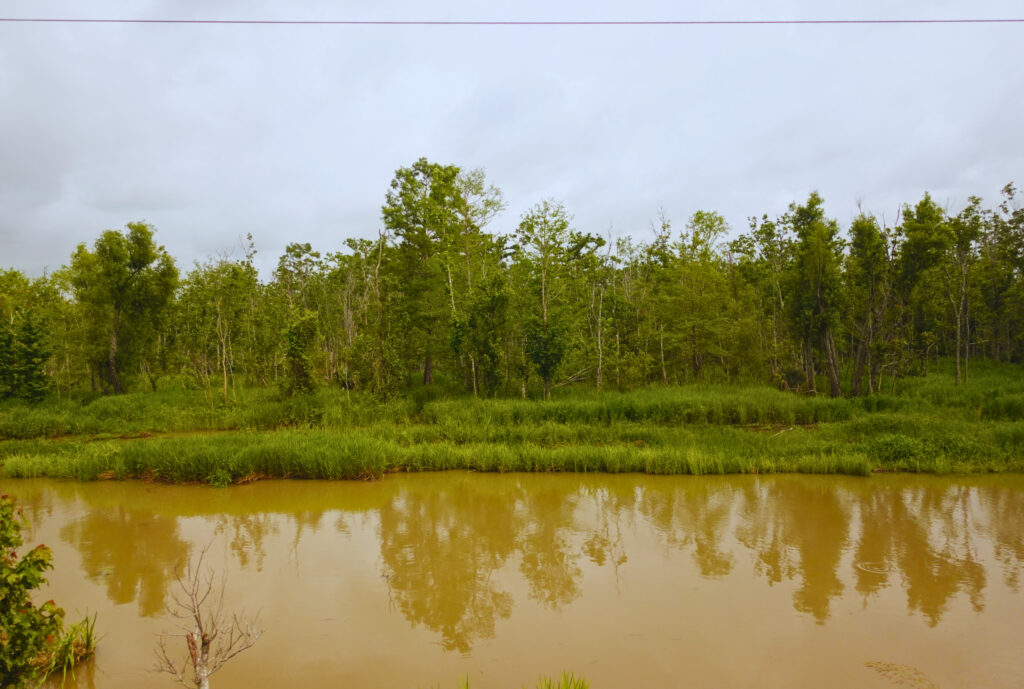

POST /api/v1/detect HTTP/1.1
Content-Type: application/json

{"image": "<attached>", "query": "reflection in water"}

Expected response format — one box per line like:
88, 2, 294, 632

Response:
894, 485, 985, 625
734, 478, 849, 623
988, 486, 1024, 591
638, 479, 737, 577
60, 506, 189, 617
516, 486, 583, 609
8, 473, 1023, 663
378, 477, 520, 652
214, 513, 278, 571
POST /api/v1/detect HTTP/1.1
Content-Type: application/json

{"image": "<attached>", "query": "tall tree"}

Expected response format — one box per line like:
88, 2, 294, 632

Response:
382, 159, 463, 385
845, 213, 891, 395
895, 193, 948, 374
65, 222, 178, 393
784, 193, 844, 396
515, 200, 602, 398
945, 198, 983, 384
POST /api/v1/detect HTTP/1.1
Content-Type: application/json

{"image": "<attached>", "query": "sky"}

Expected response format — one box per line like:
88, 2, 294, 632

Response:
1, 0, 1021, 277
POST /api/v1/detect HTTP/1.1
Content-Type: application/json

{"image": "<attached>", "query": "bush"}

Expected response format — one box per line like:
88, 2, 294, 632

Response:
0, 495, 96, 687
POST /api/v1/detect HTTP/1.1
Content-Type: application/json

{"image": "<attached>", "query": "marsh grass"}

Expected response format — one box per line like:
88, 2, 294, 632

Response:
2, 360, 1022, 483
44, 613, 98, 682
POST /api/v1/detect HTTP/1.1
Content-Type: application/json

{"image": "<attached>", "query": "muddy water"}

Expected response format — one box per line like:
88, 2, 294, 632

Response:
5, 473, 1024, 689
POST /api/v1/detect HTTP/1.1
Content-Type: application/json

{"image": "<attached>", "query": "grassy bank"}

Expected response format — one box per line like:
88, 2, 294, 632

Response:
2, 360, 1022, 484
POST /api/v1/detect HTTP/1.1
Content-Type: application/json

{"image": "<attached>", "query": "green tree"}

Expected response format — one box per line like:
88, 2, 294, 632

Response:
895, 193, 948, 374
0, 320, 12, 399
515, 200, 601, 399
945, 198, 983, 384
784, 193, 844, 396
382, 159, 463, 385
65, 222, 178, 393
451, 274, 512, 396
845, 213, 891, 395
178, 255, 259, 402
665, 211, 735, 382
282, 310, 318, 397
11, 312, 51, 401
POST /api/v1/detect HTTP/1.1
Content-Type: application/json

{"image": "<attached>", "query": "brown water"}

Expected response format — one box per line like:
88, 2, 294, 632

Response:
4, 473, 1023, 689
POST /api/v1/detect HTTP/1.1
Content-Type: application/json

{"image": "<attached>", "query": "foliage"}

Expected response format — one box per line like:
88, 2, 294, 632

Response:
3, 362, 1023, 483
282, 310, 319, 397
0, 165, 1022, 402
63, 221, 178, 394
0, 495, 95, 688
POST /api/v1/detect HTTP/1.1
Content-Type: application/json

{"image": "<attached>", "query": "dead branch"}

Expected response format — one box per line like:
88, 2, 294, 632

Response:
154, 544, 262, 689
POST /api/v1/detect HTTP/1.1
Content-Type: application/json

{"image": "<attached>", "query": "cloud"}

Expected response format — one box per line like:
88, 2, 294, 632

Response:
1, 0, 1021, 276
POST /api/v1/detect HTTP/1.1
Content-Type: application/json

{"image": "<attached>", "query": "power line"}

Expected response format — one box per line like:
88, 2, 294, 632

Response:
0, 17, 1022, 26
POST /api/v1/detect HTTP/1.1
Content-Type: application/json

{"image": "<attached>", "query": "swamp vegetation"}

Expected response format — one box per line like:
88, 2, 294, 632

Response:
2, 359, 1024, 483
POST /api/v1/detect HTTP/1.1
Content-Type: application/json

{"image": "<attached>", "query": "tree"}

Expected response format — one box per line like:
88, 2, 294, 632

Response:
450, 274, 512, 396
178, 255, 259, 403
10, 311, 51, 401
155, 545, 261, 689
845, 213, 891, 395
65, 222, 178, 393
382, 159, 463, 385
783, 193, 844, 396
0, 271, 53, 401
381, 159, 506, 388
515, 200, 602, 399
945, 198, 983, 384
282, 310, 319, 397
895, 193, 948, 374
666, 211, 734, 381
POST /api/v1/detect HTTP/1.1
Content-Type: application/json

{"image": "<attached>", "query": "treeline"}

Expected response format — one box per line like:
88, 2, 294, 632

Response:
1, 158, 1022, 401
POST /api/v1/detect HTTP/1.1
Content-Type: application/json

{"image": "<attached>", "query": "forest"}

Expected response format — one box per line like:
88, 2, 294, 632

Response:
2, 159, 1022, 403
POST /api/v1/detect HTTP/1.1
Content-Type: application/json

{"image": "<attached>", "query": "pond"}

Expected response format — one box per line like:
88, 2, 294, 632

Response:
6, 473, 1024, 688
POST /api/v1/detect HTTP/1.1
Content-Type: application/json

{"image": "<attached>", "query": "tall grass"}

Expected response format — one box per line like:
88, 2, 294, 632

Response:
2, 360, 1022, 482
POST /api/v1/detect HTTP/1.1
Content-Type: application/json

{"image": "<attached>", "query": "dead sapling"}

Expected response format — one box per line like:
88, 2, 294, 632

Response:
154, 545, 262, 689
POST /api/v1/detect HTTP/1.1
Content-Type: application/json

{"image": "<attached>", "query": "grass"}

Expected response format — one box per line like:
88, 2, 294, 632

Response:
2, 359, 1022, 484
43, 613, 98, 682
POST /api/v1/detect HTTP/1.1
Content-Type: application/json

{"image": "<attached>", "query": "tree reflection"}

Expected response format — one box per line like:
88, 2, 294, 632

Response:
984, 485, 1024, 592
516, 487, 583, 608
60, 505, 189, 617
736, 478, 849, 623
639, 479, 737, 578
894, 485, 985, 625
377, 479, 521, 653
214, 513, 278, 571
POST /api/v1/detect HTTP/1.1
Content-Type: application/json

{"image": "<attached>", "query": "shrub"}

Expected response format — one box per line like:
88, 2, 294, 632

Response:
0, 495, 96, 687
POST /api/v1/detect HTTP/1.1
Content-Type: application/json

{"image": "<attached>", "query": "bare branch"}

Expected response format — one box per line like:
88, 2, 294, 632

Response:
154, 543, 263, 689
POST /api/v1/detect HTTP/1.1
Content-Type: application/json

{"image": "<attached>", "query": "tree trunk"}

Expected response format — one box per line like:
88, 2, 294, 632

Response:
595, 288, 603, 390
802, 337, 817, 394
423, 351, 433, 385
659, 324, 668, 384
823, 327, 842, 398
108, 307, 123, 393
850, 343, 867, 397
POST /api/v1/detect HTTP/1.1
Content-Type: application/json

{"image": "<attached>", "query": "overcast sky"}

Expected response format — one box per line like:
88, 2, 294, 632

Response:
1, 0, 1021, 277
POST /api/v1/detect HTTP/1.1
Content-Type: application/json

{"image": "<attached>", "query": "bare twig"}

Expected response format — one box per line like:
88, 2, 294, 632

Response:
154, 544, 262, 689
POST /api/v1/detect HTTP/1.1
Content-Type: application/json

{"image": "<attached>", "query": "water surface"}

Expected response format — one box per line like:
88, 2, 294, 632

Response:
6, 473, 1024, 688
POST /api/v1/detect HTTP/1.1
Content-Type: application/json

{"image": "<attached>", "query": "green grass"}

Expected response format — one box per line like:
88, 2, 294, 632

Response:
2, 359, 1022, 484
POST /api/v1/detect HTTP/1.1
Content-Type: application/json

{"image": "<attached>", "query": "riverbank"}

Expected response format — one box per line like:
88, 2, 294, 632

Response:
2, 362, 1023, 484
